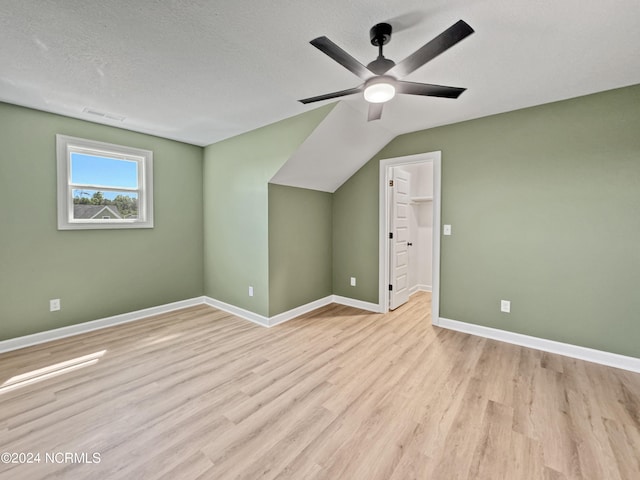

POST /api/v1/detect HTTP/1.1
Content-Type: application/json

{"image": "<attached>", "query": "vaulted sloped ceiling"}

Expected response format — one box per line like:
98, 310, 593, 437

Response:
270, 102, 396, 192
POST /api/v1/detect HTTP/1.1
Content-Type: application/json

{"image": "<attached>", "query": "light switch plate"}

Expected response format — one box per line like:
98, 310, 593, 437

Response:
443, 224, 452, 236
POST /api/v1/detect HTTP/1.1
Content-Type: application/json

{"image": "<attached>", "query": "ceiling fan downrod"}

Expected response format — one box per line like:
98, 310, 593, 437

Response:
367, 23, 395, 75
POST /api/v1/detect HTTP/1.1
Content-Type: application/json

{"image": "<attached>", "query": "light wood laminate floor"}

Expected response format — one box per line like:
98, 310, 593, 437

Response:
1, 293, 639, 479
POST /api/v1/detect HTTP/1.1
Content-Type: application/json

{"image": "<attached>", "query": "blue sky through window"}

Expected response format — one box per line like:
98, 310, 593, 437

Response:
71, 153, 138, 188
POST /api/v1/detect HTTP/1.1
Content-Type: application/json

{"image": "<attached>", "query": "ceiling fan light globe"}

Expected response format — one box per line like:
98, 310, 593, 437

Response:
364, 83, 395, 103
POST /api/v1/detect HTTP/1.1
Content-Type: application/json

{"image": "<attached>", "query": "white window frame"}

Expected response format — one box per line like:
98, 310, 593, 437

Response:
56, 134, 154, 230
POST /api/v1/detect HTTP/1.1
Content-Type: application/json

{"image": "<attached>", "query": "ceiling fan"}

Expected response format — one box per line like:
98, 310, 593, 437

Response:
299, 20, 474, 121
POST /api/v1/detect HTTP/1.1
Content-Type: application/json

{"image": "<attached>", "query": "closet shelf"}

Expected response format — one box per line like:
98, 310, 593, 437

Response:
410, 196, 433, 203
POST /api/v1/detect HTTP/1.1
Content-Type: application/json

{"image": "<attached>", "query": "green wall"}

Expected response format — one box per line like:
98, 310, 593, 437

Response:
268, 184, 333, 316
203, 105, 334, 317
0, 102, 204, 341
5, 84, 640, 359
333, 84, 640, 358
332, 159, 380, 303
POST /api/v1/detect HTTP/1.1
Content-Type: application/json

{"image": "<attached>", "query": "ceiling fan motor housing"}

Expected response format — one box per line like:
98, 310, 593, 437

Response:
370, 23, 392, 46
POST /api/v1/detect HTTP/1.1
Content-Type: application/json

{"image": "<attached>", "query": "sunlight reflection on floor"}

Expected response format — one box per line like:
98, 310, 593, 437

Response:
0, 350, 106, 394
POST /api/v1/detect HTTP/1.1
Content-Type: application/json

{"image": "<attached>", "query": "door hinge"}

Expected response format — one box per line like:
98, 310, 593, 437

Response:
389, 180, 394, 187
389, 232, 393, 239
389, 284, 393, 291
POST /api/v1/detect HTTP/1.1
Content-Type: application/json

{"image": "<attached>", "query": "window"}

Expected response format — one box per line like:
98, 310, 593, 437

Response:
56, 135, 153, 230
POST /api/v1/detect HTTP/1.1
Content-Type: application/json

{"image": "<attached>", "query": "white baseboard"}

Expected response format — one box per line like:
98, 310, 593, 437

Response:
438, 317, 640, 374
204, 297, 269, 327
332, 295, 381, 313
204, 294, 377, 327
410, 284, 432, 295
268, 296, 333, 327
0, 297, 206, 354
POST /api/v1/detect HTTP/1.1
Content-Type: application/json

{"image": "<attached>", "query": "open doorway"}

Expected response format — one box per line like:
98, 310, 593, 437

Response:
378, 152, 441, 324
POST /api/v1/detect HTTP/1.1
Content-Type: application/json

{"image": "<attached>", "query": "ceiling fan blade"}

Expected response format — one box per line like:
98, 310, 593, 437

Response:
387, 20, 474, 78
395, 81, 466, 98
368, 103, 383, 121
310, 37, 372, 79
298, 86, 363, 104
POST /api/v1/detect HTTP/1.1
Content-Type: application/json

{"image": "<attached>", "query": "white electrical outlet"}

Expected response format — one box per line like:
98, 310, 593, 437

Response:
248, 286, 254, 297
443, 224, 452, 236
50, 299, 61, 312
350, 277, 356, 286
500, 300, 511, 313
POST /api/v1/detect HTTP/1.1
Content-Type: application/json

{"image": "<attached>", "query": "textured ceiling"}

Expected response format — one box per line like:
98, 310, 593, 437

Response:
1, 0, 640, 148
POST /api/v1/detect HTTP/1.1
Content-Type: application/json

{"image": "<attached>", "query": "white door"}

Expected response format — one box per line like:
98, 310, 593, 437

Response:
389, 168, 411, 310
